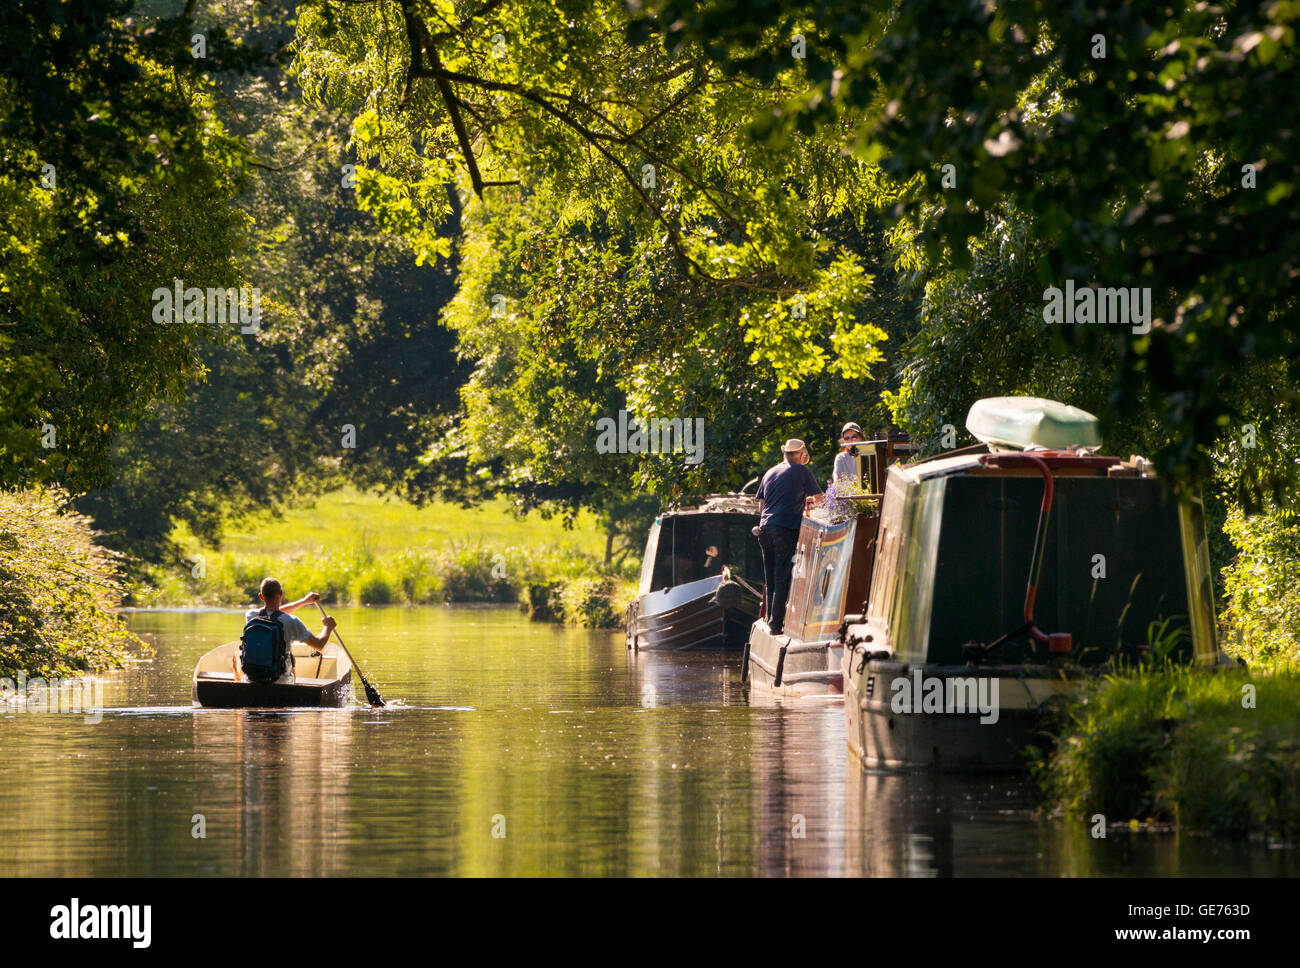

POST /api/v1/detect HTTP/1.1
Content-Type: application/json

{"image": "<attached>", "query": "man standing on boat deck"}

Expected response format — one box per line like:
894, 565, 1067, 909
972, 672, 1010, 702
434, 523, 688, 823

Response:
755, 440, 822, 635
243, 578, 335, 684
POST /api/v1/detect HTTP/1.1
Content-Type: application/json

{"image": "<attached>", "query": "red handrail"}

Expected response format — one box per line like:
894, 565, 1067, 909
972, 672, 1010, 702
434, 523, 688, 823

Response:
979, 453, 1054, 644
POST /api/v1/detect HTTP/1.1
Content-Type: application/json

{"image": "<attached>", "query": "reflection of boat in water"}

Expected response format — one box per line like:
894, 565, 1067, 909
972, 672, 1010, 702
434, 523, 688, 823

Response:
626, 645, 748, 707
843, 762, 1050, 876
626, 494, 763, 651
192, 641, 351, 708
840, 397, 1223, 772
191, 702, 355, 876
745, 435, 911, 697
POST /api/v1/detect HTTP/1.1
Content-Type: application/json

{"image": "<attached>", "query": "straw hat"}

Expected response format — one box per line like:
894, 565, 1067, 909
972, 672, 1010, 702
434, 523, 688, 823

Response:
782, 439, 807, 454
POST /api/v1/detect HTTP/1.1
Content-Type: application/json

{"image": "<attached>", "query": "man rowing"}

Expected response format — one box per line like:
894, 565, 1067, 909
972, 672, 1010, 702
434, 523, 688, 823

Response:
239, 578, 336, 684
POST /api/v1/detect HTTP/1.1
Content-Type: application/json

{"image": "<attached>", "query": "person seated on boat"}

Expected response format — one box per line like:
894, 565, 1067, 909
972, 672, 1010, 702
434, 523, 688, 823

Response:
833, 422, 865, 485
702, 544, 723, 576
242, 578, 335, 684
755, 439, 822, 635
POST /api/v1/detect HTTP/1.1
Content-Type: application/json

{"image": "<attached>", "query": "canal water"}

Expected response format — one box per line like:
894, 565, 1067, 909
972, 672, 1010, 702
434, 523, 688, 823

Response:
0, 607, 1292, 876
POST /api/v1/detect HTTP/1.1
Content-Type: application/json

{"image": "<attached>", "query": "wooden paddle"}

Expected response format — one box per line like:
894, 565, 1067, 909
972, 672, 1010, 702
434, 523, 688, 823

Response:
314, 601, 386, 707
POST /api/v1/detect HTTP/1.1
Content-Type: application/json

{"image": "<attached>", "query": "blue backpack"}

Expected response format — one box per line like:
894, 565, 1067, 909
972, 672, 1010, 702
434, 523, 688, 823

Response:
240, 609, 288, 683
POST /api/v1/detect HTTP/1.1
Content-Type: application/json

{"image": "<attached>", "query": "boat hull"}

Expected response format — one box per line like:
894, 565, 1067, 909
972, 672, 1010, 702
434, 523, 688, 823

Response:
192, 672, 352, 709
744, 620, 843, 697
192, 641, 353, 708
629, 574, 759, 651
843, 655, 1077, 772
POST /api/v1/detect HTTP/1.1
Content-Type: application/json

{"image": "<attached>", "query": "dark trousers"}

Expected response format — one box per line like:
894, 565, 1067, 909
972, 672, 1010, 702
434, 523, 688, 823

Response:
758, 525, 799, 632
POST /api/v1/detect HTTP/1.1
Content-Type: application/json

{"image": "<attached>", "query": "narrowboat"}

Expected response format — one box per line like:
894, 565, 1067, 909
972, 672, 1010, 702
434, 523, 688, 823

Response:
840, 397, 1222, 771
192, 640, 352, 708
626, 493, 763, 651
744, 434, 912, 697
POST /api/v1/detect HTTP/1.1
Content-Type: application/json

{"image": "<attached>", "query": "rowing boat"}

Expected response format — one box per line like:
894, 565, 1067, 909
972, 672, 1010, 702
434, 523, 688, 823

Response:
191, 640, 352, 708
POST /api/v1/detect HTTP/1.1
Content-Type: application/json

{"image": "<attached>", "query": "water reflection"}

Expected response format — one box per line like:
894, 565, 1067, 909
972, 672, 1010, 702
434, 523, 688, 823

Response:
0, 607, 1291, 876
190, 711, 355, 876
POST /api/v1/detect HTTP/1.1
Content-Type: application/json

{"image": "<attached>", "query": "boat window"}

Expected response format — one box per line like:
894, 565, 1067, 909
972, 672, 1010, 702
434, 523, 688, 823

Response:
649, 513, 762, 592
638, 521, 661, 594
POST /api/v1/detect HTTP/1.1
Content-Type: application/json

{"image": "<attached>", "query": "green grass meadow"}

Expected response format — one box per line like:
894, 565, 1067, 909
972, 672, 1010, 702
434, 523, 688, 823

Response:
132, 489, 637, 626
200, 490, 608, 560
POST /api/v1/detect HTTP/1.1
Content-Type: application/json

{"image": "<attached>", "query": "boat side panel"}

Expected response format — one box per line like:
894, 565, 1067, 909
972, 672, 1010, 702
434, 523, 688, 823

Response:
925, 475, 1193, 665
1177, 494, 1219, 663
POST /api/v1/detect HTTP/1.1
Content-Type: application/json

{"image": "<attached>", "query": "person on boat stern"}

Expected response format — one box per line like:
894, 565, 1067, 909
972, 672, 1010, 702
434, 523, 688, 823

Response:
244, 578, 335, 683
755, 439, 822, 635
833, 422, 865, 484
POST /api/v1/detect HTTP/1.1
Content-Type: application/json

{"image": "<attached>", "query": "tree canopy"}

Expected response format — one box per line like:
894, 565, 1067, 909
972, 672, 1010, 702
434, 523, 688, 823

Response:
3, 1, 1297, 647
1, 0, 250, 492
641, 0, 1300, 500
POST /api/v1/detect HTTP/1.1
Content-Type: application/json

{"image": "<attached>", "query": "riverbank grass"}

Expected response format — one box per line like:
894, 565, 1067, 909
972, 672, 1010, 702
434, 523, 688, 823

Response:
1039, 664, 1300, 842
131, 489, 638, 628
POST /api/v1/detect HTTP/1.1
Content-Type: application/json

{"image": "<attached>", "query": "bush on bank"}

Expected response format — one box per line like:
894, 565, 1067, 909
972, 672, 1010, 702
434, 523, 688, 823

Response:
1219, 505, 1300, 667
0, 489, 146, 679
1038, 665, 1300, 841
130, 541, 637, 628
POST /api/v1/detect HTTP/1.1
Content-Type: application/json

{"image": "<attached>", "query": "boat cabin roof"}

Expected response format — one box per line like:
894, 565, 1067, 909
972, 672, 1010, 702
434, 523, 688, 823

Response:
660, 493, 759, 518
892, 448, 1135, 484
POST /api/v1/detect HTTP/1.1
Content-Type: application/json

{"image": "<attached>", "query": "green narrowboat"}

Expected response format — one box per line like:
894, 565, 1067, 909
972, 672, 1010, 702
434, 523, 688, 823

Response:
840, 397, 1223, 771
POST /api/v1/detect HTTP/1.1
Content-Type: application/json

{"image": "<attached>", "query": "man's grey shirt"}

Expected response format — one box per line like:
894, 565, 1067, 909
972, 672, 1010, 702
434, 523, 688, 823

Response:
244, 608, 311, 674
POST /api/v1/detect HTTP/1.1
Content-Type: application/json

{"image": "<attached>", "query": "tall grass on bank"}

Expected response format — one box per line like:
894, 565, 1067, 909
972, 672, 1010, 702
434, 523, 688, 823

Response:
1037, 664, 1300, 841
133, 541, 638, 629
128, 488, 635, 626
0, 489, 146, 678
